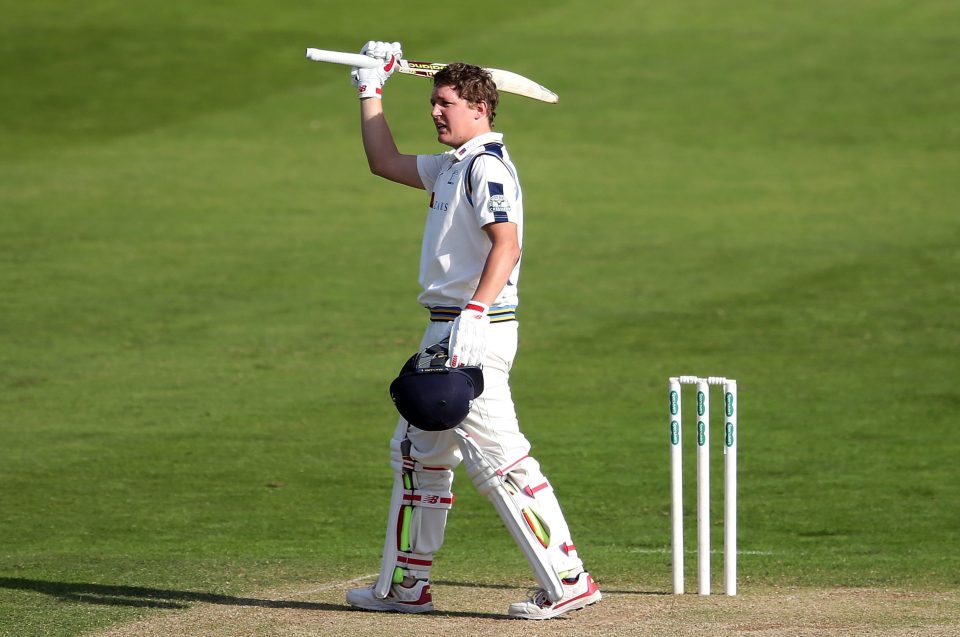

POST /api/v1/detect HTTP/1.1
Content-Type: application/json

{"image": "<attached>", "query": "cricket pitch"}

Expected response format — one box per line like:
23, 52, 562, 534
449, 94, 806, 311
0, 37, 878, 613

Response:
90, 577, 960, 637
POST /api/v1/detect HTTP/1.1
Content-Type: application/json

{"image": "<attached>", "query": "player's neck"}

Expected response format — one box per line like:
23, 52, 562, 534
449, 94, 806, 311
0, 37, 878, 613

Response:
447, 127, 494, 149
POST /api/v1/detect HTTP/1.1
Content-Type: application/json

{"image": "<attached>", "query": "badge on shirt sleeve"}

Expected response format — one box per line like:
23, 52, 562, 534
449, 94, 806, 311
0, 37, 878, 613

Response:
485, 181, 511, 221
488, 194, 511, 215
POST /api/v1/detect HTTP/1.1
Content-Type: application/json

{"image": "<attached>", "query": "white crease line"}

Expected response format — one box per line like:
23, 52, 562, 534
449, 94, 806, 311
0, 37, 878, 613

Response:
286, 573, 379, 599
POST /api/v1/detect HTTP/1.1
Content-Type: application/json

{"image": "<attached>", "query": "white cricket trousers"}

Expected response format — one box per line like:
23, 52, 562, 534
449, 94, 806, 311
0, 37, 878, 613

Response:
388, 319, 584, 581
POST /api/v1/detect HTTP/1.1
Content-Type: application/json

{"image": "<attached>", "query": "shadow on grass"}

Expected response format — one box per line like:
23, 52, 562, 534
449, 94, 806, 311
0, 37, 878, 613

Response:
0, 577, 344, 611
0, 576, 653, 620
0, 577, 510, 619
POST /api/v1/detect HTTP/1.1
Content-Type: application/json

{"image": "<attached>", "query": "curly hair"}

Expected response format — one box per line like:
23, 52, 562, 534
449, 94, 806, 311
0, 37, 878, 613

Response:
433, 63, 499, 126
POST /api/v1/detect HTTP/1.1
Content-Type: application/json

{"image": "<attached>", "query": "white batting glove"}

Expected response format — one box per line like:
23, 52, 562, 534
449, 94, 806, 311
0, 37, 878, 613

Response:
447, 301, 490, 368
351, 40, 402, 99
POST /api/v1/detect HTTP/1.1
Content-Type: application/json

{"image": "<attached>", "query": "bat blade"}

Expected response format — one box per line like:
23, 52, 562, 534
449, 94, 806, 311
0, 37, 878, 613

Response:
304, 48, 558, 104
484, 68, 559, 104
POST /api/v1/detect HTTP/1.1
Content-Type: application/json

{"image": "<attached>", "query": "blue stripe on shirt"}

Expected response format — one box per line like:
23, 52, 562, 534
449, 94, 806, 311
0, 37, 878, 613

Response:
483, 143, 504, 158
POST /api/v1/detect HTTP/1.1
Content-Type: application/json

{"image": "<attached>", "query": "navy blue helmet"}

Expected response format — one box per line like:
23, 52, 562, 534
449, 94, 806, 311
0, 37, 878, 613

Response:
389, 340, 484, 431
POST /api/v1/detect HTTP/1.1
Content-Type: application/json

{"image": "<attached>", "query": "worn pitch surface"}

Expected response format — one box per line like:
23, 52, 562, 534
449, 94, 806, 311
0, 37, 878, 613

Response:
91, 578, 960, 637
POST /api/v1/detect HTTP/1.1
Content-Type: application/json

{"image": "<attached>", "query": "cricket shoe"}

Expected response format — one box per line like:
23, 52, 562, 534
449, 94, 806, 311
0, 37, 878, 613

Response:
507, 572, 601, 620
345, 580, 433, 614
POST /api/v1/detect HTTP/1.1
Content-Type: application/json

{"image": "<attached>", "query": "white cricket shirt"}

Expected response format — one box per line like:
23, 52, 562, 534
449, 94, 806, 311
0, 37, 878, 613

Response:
416, 132, 523, 310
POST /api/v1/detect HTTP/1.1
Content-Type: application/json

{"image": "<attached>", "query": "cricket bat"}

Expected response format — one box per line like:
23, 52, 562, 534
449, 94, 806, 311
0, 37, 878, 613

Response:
304, 48, 559, 104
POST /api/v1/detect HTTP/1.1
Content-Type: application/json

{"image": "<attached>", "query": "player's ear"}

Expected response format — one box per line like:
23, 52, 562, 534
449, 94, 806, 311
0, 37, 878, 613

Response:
473, 100, 488, 120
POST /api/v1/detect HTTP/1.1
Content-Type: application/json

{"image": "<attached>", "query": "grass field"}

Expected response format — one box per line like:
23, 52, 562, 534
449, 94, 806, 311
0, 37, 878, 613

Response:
2, 1, 959, 635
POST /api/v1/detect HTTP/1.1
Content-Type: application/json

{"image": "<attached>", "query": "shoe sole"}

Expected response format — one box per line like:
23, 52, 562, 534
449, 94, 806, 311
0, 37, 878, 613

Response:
345, 592, 434, 614
508, 589, 602, 620
347, 599, 435, 614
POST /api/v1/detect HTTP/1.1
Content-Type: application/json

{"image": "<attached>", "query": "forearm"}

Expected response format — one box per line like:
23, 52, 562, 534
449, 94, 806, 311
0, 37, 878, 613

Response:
448, 224, 519, 367
360, 98, 400, 175
358, 98, 422, 187
472, 237, 522, 307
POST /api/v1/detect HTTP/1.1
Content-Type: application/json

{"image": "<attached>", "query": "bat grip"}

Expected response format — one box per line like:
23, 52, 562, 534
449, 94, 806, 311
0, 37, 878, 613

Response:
304, 48, 380, 68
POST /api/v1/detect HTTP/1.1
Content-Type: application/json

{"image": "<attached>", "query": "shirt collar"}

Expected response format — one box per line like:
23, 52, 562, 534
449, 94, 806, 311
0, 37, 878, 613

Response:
451, 132, 504, 162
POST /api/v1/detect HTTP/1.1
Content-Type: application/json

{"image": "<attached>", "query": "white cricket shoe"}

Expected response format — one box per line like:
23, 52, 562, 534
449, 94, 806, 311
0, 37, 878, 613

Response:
507, 572, 601, 620
345, 580, 434, 614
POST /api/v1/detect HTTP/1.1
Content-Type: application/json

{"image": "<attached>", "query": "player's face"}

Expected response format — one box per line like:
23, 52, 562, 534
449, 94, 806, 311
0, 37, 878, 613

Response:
431, 85, 487, 148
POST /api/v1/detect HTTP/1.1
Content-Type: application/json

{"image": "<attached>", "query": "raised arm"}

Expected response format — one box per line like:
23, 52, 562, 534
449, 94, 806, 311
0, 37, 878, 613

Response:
353, 41, 423, 189
360, 98, 423, 188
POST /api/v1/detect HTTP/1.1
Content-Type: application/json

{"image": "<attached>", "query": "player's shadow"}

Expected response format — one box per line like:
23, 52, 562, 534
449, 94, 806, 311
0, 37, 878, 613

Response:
0, 577, 510, 619
0, 576, 652, 620
0, 577, 344, 611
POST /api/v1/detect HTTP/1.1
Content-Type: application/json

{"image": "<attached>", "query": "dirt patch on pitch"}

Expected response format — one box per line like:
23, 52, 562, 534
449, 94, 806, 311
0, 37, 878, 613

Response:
89, 577, 960, 637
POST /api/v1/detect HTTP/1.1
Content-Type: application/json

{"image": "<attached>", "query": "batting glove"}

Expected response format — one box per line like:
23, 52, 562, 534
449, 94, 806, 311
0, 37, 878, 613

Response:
351, 40, 402, 99
447, 301, 490, 368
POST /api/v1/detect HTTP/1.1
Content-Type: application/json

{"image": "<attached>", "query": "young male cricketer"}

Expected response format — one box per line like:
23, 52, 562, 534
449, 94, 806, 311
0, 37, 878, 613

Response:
343, 41, 601, 620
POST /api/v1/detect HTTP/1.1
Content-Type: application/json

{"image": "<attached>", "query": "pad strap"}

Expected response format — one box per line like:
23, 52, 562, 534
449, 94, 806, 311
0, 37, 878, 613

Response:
496, 455, 555, 498
496, 454, 530, 476
391, 437, 454, 475
403, 488, 454, 509
397, 552, 433, 569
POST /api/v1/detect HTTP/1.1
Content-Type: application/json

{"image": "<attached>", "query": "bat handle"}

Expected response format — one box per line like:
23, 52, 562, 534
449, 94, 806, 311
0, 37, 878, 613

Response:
305, 48, 380, 68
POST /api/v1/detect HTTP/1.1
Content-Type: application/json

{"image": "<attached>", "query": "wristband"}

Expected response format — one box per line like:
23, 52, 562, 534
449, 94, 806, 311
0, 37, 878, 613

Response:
358, 82, 382, 99
464, 301, 489, 316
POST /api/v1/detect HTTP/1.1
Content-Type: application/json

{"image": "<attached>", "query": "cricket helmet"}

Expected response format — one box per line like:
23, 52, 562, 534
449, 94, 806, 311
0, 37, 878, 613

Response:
389, 340, 484, 431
